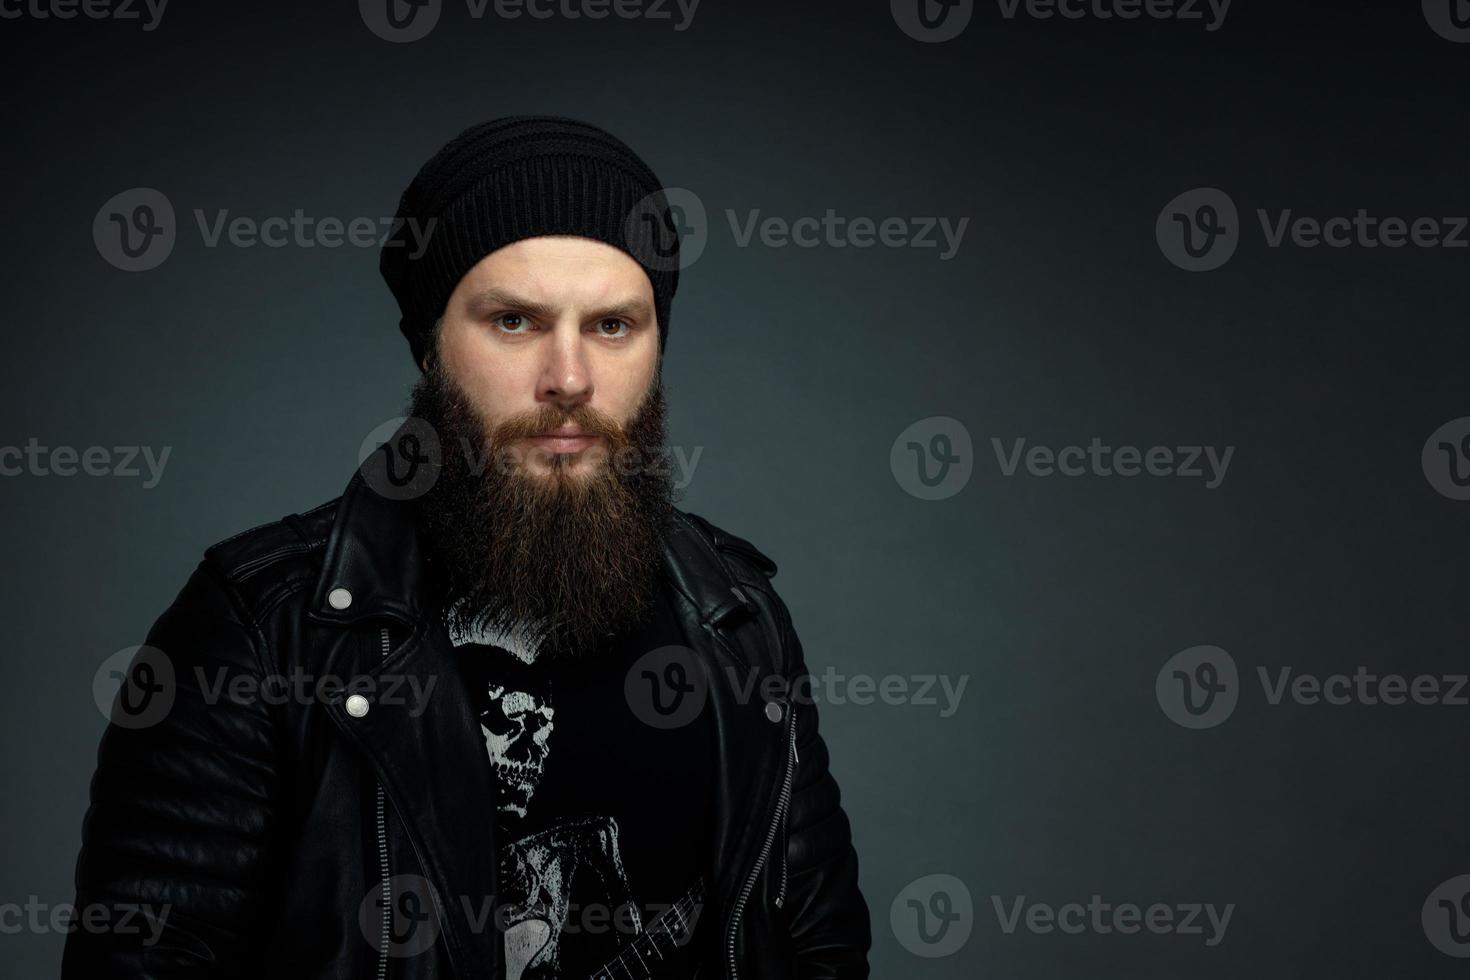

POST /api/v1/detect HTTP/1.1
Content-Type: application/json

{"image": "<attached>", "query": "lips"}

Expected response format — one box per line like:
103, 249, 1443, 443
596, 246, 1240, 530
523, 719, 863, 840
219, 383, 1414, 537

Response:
525, 427, 601, 453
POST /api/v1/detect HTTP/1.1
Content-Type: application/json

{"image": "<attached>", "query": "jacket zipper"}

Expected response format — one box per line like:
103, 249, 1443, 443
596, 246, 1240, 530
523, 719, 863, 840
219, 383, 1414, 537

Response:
776, 716, 800, 910
375, 627, 392, 980
725, 699, 798, 980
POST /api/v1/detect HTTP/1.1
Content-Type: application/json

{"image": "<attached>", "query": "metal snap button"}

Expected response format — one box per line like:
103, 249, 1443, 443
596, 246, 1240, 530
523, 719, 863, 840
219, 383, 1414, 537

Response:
327, 587, 353, 611
345, 694, 370, 718
764, 701, 784, 723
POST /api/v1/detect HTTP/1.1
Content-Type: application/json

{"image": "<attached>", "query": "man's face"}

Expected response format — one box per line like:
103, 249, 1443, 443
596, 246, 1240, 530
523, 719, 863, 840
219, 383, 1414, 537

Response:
432, 235, 661, 481
411, 234, 674, 658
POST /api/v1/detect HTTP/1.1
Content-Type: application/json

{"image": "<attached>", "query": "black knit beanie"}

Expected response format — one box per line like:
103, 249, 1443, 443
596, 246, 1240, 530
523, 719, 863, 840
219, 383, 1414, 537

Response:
380, 115, 680, 367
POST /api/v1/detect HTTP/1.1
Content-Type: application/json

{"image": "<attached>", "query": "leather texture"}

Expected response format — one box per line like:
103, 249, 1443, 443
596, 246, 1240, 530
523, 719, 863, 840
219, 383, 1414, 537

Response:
62, 467, 871, 979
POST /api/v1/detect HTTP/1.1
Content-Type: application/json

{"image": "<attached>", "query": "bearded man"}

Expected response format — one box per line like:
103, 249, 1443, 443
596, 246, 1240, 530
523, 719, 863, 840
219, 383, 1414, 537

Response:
62, 116, 870, 980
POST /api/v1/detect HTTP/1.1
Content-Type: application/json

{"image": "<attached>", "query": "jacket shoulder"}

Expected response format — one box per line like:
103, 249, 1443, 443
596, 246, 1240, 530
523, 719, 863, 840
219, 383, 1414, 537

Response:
200, 496, 341, 602
673, 509, 779, 581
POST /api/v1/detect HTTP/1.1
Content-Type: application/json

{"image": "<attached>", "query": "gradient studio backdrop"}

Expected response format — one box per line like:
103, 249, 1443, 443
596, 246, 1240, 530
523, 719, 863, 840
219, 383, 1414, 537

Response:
3, 1, 1470, 977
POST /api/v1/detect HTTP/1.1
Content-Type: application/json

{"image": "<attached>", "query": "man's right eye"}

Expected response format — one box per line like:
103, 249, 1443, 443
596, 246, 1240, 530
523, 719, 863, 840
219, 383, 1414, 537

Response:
492, 313, 533, 333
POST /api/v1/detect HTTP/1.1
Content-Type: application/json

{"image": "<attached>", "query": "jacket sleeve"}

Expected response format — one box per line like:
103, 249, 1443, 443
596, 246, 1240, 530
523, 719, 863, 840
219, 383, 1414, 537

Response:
779, 599, 873, 979
62, 562, 284, 979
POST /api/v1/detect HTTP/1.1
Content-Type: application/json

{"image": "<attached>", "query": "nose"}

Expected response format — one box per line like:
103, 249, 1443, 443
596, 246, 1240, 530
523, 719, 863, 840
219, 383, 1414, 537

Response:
536, 322, 593, 408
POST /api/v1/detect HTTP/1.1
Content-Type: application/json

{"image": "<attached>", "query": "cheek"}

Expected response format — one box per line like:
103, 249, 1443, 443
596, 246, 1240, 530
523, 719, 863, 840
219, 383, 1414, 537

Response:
441, 325, 523, 421
603, 351, 659, 421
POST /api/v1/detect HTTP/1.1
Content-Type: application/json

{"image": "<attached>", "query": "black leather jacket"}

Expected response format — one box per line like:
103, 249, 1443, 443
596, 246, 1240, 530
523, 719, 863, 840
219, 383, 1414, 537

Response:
62, 468, 871, 979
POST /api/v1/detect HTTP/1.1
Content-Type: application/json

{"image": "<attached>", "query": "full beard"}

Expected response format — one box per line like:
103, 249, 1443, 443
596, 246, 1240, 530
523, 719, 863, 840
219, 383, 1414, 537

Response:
410, 353, 676, 661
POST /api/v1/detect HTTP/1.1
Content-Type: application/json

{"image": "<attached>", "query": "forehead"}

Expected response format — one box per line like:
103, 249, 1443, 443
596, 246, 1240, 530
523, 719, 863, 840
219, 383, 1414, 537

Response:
456, 235, 652, 307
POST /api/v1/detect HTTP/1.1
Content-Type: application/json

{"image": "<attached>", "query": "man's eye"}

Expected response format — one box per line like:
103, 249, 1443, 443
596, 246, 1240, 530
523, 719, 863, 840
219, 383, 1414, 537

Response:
596, 318, 630, 338
493, 313, 533, 333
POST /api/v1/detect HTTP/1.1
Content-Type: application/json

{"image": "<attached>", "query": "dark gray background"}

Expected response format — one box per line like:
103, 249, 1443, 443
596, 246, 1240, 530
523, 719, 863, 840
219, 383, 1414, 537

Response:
3, 0, 1469, 976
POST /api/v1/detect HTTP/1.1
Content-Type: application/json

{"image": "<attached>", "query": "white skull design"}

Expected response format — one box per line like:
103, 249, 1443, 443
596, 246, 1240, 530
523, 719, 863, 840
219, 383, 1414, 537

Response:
479, 682, 554, 818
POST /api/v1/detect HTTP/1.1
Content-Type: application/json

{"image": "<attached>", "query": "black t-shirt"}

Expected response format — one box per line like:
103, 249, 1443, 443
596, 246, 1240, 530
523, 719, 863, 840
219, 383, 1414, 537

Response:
450, 587, 714, 980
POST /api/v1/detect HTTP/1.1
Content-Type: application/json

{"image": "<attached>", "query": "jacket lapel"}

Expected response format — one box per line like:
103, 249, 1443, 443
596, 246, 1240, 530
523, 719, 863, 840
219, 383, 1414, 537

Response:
662, 512, 788, 918
312, 472, 501, 978
327, 617, 502, 979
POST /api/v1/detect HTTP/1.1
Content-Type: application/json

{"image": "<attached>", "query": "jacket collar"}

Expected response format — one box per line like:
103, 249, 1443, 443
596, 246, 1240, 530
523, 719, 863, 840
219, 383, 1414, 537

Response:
309, 465, 754, 637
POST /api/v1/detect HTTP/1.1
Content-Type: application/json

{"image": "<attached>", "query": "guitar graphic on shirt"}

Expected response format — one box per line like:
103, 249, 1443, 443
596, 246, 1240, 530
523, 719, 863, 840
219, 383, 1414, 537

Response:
503, 876, 706, 980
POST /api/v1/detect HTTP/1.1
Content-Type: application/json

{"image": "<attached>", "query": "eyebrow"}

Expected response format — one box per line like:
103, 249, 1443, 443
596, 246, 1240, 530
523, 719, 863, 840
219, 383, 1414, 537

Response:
463, 288, 655, 325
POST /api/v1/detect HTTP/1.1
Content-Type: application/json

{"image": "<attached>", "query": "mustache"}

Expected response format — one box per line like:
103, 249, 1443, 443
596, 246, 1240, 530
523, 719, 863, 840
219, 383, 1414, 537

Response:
489, 402, 630, 449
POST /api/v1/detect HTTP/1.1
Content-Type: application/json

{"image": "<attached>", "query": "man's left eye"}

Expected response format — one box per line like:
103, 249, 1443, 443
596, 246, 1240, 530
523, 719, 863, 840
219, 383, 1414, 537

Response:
596, 318, 630, 338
